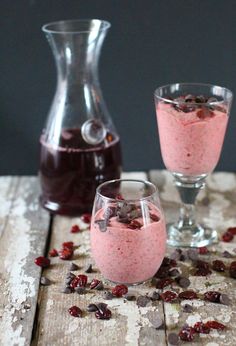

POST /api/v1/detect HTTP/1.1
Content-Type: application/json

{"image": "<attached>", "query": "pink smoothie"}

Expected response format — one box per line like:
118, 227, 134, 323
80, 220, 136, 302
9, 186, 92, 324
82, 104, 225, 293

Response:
156, 102, 228, 176
90, 204, 166, 284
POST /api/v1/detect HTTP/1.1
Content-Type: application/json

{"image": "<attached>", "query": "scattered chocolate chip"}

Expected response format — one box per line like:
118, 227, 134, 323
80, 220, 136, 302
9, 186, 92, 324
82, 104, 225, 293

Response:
168, 332, 180, 345
40, 276, 51, 286
179, 254, 186, 262
75, 287, 86, 294
66, 272, 76, 280
136, 295, 151, 307
103, 291, 113, 300
182, 304, 193, 313
222, 250, 233, 258
176, 276, 190, 288
148, 313, 163, 329
95, 281, 104, 290
149, 291, 161, 301
220, 294, 230, 305
95, 219, 107, 232
65, 277, 74, 285
151, 277, 158, 286
61, 286, 73, 294
187, 249, 198, 261
170, 249, 181, 261
129, 209, 142, 220
96, 303, 108, 313
87, 304, 98, 312
69, 263, 79, 271
169, 268, 180, 277
85, 264, 93, 273
195, 95, 206, 103
124, 293, 136, 301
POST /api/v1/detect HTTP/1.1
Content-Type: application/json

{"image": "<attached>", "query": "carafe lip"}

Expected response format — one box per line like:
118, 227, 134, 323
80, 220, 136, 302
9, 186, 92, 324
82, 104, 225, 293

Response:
42, 19, 111, 34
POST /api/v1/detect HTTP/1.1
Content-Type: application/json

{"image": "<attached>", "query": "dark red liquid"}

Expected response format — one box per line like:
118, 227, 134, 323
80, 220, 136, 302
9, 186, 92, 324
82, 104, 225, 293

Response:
39, 128, 122, 215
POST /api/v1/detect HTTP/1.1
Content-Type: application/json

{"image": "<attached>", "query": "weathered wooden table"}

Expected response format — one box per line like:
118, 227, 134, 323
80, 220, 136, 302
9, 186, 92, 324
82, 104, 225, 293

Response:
1, 171, 236, 346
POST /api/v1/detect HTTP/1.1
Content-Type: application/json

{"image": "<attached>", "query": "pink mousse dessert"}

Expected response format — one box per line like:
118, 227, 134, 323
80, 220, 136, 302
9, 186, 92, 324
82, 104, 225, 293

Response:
90, 202, 166, 284
156, 95, 228, 176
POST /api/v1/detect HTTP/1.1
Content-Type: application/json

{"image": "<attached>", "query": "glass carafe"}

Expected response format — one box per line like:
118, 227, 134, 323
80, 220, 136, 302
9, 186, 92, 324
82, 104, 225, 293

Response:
39, 19, 122, 215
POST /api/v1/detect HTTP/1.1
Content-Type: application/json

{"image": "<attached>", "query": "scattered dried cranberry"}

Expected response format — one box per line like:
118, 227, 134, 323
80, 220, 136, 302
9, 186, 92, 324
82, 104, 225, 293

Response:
228, 227, 236, 235
229, 261, 236, 278
116, 194, 124, 200
222, 231, 234, 242
204, 291, 221, 303
90, 279, 101, 289
179, 326, 196, 341
195, 260, 210, 270
204, 320, 226, 330
34, 256, 50, 268
81, 213, 91, 224
128, 220, 142, 229
49, 248, 58, 257
68, 305, 82, 317
62, 241, 74, 249
95, 308, 112, 320
162, 257, 177, 267
197, 108, 214, 120
194, 268, 212, 276
179, 291, 197, 300
150, 213, 160, 222
194, 322, 210, 334
156, 277, 173, 289
58, 248, 73, 260
161, 291, 178, 302
212, 260, 226, 272
70, 274, 88, 289
112, 284, 128, 297
198, 247, 208, 254
70, 225, 80, 233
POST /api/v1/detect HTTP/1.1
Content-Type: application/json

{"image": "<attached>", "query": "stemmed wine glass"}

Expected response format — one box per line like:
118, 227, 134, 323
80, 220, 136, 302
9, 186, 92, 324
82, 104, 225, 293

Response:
154, 83, 233, 247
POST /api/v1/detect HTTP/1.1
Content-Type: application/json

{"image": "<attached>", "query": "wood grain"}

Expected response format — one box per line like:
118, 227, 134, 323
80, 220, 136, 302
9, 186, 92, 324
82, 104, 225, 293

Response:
0, 177, 50, 346
33, 172, 167, 346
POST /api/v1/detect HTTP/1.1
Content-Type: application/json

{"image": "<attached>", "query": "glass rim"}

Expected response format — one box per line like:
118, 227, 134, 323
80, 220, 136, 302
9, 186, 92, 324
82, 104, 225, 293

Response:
42, 19, 111, 34
96, 179, 158, 203
154, 82, 233, 106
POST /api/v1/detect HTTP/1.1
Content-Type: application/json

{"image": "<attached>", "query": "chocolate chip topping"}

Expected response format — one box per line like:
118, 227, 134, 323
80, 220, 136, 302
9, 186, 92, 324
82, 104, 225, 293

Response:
168, 332, 180, 345
149, 291, 161, 301
85, 264, 93, 273
187, 248, 198, 261
87, 304, 98, 312
148, 313, 163, 329
61, 286, 73, 294
95, 281, 104, 290
176, 276, 190, 288
136, 295, 151, 307
69, 262, 79, 271
75, 287, 86, 294
220, 293, 230, 305
103, 291, 114, 300
182, 304, 193, 313
40, 276, 51, 286
124, 293, 136, 301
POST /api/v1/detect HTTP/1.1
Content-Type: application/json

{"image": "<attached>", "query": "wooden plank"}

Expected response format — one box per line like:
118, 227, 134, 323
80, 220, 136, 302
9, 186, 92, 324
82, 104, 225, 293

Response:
0, 177, 51, 346
149, 170, 236, 345
33, 172, 167, 346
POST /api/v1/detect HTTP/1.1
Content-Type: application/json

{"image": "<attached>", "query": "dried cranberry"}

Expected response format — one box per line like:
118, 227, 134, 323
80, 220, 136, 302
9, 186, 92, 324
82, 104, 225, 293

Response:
229, 261, 236, 278
127, 220, 142, 229
58, 248, 73, 260
81, 213, 91, 224
179, 326, 196, 341
228, 227, 236, 235
195, 260, 210, 270
156, 278, 173, 289
95, 308, 112, 320
197, 108, 214, 120
49, 248, 58, 257
34, 256, 50, 268
116, 194, 124, 200
112, 284, 128, 297
179, 291, 197, 300
150, 213, 160, 222
154, 266, 170, 278
198, 247, 208, 254
194, 268, 212, 276
204, 291, 221, 302
204, 320, 226, 330
161, 291, 178, 302
212, 260, 226, 272
68, 305, 82, 317
62, 241, 74, 249
162, 257, 177, 267
194, 322, 210, 334
222, 231, 234, 242
70, 274, 88, 289
70, 225, 80, 233
90, 279, 101, 289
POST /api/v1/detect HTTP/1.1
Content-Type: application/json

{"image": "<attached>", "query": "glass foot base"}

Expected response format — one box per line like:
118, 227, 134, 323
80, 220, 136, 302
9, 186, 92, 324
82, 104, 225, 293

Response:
167, 223, 218, 248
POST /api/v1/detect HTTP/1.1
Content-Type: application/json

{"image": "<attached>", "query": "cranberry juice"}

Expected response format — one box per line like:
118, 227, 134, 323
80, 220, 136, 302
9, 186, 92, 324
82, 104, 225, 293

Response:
39, 128, 122, 215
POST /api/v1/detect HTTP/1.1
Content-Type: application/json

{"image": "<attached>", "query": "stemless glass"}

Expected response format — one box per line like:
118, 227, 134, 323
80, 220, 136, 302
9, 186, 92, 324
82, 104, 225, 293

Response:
90, 179, 166, 285
154, 83, 233, 247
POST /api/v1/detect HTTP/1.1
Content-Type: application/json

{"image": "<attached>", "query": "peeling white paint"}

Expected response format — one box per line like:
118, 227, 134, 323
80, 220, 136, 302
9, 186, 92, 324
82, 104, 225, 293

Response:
185, 313, 202, 326
165, 303, 179, 326
46, 299, 54, 312
207, 173, 236, 192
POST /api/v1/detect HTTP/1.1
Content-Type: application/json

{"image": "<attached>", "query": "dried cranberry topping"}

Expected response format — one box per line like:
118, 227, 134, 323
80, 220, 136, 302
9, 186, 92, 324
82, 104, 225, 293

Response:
179, 291, 197, 300
58, 248, 73, 260
70, 274, 88, 289
222, 231, 234, 242
162, 257, 177, 267
150, 213, 160, 222
198, 247, 208, 255
70, 225, 80, 233
112, 284, 128, 297
212, 260, 226, 272
204, 291, 221, 302
81, 213, 91, 224
179, 326, 196, 341
90, 279, 101, 289
195, 260, 210, 270
194, 322, 210, 334
229, 261, 236, 278
156, 278, 173, 289
34, 256, 50, 268
161, 290, 178, 302
204, 320, 226, 330
127, 220, 142, 229
49, 248, 58, 257
68, 305, 82, 317
197, 108, 214, 119
194, 268, 212, 276
227, 227, 236, 235
62, 241, 74, 249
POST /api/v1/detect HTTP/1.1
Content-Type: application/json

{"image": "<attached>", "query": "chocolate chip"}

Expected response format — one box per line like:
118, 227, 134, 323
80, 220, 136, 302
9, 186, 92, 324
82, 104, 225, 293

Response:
170, 250, 181, 261
75, 287, 86, 294
66, 272, 76, 280
222, 251, 233, 258
69, 263, 79, 271
87, 304, 98, 312
61, 286, 73, 294
95, 219, 107, 232
182, 304, 193, 313
40, 276, 51, 286
85, 264, 93, 273
195, 95, 206, 103
95, 281, 104, 290
104, 206, 117, 219
65, 277, 74, 285
169, 268, 180, 277
129, 208, 142, 220
185, 94, 195, 102
168, 332, 180, 345
176, 276, 190, 288
149, 291, 161, 301
96, 303, 108, 313
124, 293, 136, 301
104, 291, 113, 300
148, 313, 163, 329
220, 293, 230, 305
179, 254, 186, 262
137, 295, 151, 307
187, 249, 198, 261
